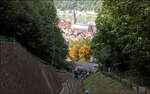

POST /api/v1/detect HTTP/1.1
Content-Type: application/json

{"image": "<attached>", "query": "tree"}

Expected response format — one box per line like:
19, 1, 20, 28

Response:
0, 0, 68, 69
69, 37, 91, 48
69, 45, 81, 61
92, 0, 150, 86
79, 44, 92, 62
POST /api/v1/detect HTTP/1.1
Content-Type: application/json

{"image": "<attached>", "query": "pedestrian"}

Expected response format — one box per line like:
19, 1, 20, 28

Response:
74, 70, 78, 79
85, 89, 89, 94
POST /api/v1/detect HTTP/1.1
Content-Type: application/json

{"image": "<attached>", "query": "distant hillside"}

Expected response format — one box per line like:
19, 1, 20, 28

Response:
54, 0, 101, 12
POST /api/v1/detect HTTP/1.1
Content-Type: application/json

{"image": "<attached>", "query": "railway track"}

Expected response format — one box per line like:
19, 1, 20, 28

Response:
60, 78, 78, 94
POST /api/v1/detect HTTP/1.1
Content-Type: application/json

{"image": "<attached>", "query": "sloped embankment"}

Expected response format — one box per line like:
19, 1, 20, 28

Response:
0, 41, 62, 94
79, 73, 139, 94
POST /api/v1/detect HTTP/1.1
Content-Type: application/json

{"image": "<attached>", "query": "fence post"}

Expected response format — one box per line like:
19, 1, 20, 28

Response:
146, 89, 150, 94
145, 89, 147, 94
137, 86, 139, 93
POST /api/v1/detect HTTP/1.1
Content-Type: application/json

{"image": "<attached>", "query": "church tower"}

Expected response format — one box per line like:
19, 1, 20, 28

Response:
72, 10, 77, 24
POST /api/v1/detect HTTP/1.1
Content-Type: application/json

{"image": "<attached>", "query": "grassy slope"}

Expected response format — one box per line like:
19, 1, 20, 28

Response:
79, 73, 139, 94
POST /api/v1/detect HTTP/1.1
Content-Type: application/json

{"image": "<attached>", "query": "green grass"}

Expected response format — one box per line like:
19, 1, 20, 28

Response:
79, 73, 139, 94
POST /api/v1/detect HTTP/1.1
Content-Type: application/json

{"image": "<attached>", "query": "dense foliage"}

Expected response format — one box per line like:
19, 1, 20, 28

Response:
79, 45, 92, 62
54, 0, 101, 12
69, 37, 91, 48
0, 0, 68, 69
69, 44, 92, 62
69, 44, 81, 61
92, 0, 150, 86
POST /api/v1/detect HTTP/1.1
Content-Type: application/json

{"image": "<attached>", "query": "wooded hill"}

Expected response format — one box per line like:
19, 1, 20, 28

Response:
54, 0, 101, 12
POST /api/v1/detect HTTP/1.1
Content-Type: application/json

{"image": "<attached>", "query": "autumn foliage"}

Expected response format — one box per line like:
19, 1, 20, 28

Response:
69, 44, 92, 62
79, 45, 92, 62
69, 45, 81, 61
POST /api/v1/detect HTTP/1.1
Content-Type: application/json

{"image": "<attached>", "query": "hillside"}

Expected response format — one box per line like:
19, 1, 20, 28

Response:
54, 0, 101, 12
0, 41, 62, 94
79, 73, 139, 94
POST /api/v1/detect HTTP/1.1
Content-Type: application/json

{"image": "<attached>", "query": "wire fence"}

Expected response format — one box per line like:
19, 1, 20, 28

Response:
0, 36, 52, 65
0, 36, 73, 74
101, 71, 150, 94
0, 36, 16, 42
1, 36, 149, 94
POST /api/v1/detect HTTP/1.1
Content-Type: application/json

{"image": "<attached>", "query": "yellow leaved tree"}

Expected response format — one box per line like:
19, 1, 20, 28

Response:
79, 44, 92, 62
69, 45, 81, 61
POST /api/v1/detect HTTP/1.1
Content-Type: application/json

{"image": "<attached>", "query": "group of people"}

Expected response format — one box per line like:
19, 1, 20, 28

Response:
73, 66, 88, 79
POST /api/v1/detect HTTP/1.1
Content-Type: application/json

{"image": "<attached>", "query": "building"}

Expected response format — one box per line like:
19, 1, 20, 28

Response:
57, 10, 96, 41
71, 10, 93, 33
71, 24, 93, 32
72, 10, 77, 24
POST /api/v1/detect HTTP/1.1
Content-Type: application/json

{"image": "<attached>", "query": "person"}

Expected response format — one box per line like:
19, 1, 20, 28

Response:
73, 70, 78, 79
74, 66, 88, 79
85, 89, 89, 94
83, 71, 87, 78
108, 67, 111, 72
